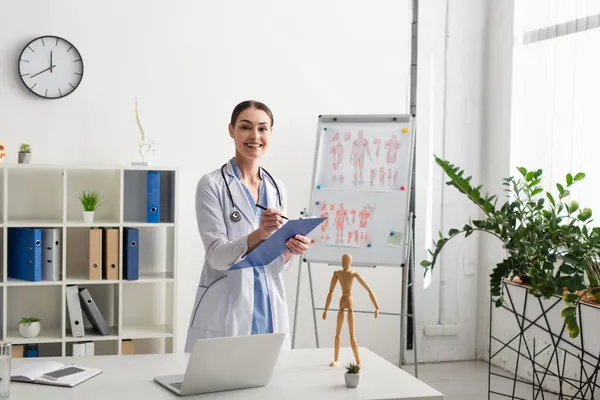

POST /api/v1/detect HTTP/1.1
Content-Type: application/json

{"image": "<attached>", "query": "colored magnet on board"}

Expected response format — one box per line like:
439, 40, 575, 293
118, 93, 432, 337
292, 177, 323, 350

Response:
390, 231, 394, 236
311, 239, 315, 243
317, 185, 321, 189
367, 243, 372, 247
316, 201, 320, 205
324, 127, 328, 130
403, 127, 409, 133
401, 186, 406, 191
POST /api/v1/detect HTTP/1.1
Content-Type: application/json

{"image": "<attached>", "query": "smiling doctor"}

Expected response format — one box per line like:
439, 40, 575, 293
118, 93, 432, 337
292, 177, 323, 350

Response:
185, 100, 311, 352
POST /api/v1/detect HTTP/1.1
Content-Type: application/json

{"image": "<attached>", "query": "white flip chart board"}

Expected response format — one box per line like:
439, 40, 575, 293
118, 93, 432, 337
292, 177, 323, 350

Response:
304, 114, 415, 267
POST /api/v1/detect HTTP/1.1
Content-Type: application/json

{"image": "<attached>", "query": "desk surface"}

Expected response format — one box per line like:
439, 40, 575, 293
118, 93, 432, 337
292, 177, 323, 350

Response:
10, 347, 443, 399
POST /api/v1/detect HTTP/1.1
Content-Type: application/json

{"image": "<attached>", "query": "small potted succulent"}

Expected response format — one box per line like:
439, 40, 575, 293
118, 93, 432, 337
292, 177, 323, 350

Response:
78, 190, 102, 223
18, 143, 31, 164
344, 361, 361, 388
19, 317, 41, 338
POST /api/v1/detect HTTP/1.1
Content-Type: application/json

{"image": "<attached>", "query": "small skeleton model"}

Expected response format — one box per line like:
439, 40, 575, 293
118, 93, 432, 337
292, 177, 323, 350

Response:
0, 142, 6, 163
322, 254, 379, 367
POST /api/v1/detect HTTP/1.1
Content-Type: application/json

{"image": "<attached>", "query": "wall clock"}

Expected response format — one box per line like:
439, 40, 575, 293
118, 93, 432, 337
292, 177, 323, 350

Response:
18, 35, 84, 99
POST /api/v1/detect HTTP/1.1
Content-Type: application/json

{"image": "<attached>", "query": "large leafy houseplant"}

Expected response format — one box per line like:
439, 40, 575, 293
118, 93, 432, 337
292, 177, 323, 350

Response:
421, 156, 600, 338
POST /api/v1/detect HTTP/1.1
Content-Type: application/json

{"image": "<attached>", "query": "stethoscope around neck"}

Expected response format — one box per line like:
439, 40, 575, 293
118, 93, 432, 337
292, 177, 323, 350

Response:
220, 164, 282, 223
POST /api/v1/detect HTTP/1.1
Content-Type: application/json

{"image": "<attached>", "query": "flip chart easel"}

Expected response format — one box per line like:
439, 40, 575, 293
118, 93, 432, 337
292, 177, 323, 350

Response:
291, 114, 418, 374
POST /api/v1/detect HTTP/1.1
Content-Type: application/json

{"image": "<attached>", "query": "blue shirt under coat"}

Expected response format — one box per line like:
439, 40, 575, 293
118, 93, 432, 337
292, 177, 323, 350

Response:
230, 158, 274, 335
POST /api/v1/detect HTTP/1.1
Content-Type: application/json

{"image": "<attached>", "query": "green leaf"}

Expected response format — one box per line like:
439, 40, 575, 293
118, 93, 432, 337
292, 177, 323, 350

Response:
531, 188, 543, 196
557, 183, 565, 195
420, 260, 432, 267
526, 171, 535, 181
449, 229, 459, 236
560, 264, 578, 274
561, 306, 576, 317
547, 193, 556, 207
517, 167, 527, 177
574, 172, 585, 181
570, 200, 579, 213
566, 173, 573, 186
563, 293, 579, 303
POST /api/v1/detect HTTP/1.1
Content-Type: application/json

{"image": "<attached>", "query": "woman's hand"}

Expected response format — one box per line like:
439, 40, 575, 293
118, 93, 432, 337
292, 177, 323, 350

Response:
285, 235, 311, 255
257, 208, 284, 240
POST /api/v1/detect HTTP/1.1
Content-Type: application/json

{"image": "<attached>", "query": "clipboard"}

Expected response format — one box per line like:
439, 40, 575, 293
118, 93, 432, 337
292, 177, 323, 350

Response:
230, 217, 327, 270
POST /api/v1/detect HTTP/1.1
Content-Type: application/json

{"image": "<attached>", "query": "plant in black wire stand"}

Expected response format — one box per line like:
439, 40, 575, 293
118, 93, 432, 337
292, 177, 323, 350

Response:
420, 155, 600, 339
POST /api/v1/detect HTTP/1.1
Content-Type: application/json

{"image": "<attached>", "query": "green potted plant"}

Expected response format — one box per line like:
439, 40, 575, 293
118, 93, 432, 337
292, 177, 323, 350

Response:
18, 143, 31, 164
421, 155, 599, 338
344, 362, 360, 388
19, 317, 41, 338
78, 190, 102, 223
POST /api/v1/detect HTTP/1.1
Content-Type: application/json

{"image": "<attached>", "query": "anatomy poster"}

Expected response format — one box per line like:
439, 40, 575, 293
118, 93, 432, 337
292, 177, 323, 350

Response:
311, 201, 375, 248
316, 125, 408, 191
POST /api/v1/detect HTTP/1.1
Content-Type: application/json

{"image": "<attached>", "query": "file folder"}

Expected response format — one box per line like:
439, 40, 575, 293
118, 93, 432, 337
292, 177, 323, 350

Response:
123, 227, 139, 280
85, 342, 95, 356
88, 228, 102, 280
42, 228, 61, 281
66, 285, 85, 337
79, 288, 109, 336
231, 217, 327, 270
72, 342, 86, 357
102, 228, 119, 280
8, 228, 42, 282
147, 171, 160, 223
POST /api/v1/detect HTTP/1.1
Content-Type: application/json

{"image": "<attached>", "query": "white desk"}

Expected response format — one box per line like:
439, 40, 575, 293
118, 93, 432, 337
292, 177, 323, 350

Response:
9, 347, 443, 399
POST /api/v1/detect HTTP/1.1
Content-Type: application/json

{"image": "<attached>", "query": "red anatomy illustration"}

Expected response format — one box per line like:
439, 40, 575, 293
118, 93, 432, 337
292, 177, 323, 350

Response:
344, 132, 352, 141
379, 167, 385, 186
329, 141, 344, 174
373, 138, 382, 158
385, 134, 401, 164
331, 132, 341, 142
370, 168, 376, 187
351, 209, 357, 224
354, 230, 359, 245
339, 174, 344, 184
349, 130, 372, 183
359, 207, 372, 229
348, 231, 353, 245
360, 232, 367, 245
319, 204, 329, 233
334, 204, 350, 244
393, 169, 398, 186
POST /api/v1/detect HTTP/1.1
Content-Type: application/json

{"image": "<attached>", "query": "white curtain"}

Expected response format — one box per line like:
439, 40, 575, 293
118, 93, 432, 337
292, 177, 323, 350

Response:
510, 0, 600, 210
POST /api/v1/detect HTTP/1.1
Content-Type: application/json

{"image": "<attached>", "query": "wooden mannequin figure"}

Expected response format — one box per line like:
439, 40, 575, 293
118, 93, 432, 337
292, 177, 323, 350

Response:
322, 253, 379, 367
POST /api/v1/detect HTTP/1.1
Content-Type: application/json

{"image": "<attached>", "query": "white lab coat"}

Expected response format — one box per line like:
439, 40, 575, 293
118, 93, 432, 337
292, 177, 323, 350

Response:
184, 161, 295, 353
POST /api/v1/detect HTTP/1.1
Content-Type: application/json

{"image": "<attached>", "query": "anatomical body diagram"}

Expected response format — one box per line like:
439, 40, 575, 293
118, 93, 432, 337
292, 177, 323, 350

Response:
320, 126, 407, 191
313, 201, 375, 248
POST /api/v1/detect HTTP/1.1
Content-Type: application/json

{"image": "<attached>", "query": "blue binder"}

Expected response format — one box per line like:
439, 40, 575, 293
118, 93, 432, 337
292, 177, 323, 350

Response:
123, 227, 139, 280
8, 228, 42, 282
147, 171, 160, 223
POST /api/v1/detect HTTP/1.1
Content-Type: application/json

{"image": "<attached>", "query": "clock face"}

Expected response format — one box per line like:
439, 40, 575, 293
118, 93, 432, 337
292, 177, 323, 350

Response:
18, 36, 84, 99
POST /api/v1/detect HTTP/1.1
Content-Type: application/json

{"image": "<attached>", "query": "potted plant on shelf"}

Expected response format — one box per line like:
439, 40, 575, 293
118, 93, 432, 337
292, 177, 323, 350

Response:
18, 143, 31, 164
421, 155, 599, 338
344, 362, 361, 388
78, 190, 102, 224
19, 317, 41, 338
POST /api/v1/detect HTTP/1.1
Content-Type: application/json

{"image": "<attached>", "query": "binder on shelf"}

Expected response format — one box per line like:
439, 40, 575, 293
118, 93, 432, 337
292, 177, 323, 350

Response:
102, 228, 119, 280
123, 227, 139, 280
122, 339, 134, 355
147, 171, 160, 223
85, 342, 95, 356
24, 344, 38, 358
66, 285, 85, 337
8, 228, 42, 282
72, 342, 86, 357
78, 288, 109, 336
88, 228, 102, 280
42, 228, 61, 281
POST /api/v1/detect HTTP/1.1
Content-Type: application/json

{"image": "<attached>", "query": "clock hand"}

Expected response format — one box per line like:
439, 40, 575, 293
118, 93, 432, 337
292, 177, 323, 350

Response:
50, 50, 53, 72
30, 65, 56, 78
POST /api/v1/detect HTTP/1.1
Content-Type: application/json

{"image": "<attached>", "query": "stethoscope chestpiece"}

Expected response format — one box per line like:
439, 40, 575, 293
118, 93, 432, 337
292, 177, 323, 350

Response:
230, 210, 241, 222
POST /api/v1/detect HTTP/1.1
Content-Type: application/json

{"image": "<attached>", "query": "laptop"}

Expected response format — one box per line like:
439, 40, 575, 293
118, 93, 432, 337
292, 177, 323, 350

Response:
154, 333, 285, 396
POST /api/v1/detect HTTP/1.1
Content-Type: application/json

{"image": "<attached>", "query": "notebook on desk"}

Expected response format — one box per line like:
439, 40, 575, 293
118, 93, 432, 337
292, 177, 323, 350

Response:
11, 361, 102, 387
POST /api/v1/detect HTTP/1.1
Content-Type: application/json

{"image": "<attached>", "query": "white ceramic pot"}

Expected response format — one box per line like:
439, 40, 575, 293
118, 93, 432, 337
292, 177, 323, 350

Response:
18, 152, 31, 164
345, 373, 360, 388
83, 211, 95, 224
19, 321, 41, 338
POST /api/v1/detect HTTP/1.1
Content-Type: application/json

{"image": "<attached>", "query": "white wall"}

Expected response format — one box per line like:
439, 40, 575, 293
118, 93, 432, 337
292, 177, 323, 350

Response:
0, 0, 491, 364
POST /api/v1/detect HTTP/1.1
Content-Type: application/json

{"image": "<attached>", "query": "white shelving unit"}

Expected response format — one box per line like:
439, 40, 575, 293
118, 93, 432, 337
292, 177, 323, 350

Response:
0, 164, 178, 358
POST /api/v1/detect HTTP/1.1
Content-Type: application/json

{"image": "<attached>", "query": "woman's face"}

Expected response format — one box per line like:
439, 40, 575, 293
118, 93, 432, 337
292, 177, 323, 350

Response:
229, 107, 272, 162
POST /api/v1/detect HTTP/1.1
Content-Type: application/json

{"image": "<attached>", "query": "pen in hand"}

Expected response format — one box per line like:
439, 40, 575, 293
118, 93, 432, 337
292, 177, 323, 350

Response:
255, 203, 289, 220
